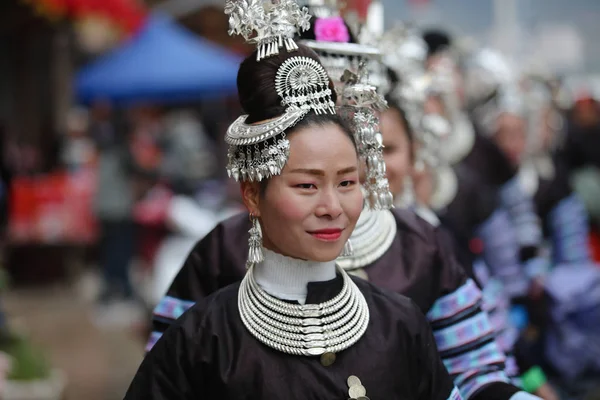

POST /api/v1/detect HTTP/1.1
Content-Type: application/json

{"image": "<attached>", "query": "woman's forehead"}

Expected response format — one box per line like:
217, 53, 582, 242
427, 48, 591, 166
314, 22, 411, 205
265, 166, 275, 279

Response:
284, 127, 357, 168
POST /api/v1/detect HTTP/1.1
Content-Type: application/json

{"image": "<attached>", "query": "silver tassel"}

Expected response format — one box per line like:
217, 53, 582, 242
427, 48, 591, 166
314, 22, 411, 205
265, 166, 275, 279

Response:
341, 239, 353, 257
247, 214, 264, 269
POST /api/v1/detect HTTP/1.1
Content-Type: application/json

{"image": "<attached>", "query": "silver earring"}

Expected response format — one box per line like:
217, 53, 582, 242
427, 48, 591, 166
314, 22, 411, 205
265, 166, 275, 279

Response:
247, 214, 264, 268
341, 239, 354, 257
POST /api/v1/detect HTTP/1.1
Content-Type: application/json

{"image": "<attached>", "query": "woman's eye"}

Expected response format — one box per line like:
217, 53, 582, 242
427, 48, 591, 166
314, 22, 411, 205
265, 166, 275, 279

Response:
296, 183, 316, 189
340, 180, 356, 187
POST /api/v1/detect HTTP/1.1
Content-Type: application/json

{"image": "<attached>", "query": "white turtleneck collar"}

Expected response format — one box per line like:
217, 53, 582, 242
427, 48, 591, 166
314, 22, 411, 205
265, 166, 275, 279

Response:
253, 248, 337, 305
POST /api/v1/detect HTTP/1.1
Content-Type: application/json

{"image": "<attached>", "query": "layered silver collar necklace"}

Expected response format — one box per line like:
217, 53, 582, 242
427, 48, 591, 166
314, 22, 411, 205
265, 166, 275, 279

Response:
337, 208, 397, 272
238, 260, 370, 362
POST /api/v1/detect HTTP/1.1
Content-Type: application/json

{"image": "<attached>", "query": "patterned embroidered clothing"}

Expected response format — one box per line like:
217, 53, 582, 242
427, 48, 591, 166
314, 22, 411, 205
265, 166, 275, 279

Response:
529, 157, 600, 379
148, 210, 524, 400
498, 177, 543, 251
548, 194, 591, 265
129, 272, 461, 399
476, 210, 530, 299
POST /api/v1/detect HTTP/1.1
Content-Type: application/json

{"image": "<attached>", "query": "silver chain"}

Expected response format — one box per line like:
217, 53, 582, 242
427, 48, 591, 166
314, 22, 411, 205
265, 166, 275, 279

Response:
238, 265, 370, 357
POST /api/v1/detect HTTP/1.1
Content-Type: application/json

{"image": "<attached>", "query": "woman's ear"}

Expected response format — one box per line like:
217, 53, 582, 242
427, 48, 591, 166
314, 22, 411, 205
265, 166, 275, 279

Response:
240, 181, 262, 216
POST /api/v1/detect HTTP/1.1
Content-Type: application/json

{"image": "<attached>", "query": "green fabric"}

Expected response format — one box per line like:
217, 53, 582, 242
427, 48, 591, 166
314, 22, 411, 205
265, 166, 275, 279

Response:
521, 366, 547, 393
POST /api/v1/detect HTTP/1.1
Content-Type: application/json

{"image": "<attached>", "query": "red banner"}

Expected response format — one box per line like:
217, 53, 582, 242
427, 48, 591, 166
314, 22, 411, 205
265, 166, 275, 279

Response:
24, 0, 146, 35
8, 170, 99, 245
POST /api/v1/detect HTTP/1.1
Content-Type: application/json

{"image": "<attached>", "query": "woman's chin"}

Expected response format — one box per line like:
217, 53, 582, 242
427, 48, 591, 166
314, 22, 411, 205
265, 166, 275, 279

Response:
303, 246, 345, 263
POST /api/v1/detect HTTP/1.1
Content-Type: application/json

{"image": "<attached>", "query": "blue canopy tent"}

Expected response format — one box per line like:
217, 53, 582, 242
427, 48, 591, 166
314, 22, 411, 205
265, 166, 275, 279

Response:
76, 14, 241, 105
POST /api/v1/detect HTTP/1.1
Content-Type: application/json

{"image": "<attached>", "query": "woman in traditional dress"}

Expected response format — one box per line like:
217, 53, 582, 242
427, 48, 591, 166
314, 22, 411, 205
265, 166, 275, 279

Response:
125, 9, 462, 396
146, 6, 540, 400
381, 92, 563, 399
378, 27, 565, 399
494, 78, 600, 390
421, 42, 546, 297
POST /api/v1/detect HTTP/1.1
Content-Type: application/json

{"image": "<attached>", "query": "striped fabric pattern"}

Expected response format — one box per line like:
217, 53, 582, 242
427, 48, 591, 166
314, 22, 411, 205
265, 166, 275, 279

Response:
153, 295, 196, 320
146, 296, 197, 351
145, 331, 163, 353
442, 342, 507, 375
459, 371, 512, 400
447, 386, 464, 400
499, 177, 542, 249
477, 209, 529, 298
549, 194, 592, 265
428, 279, 480, 320
427, 279, 511, 399
474, 259, 521, 378
433, 311, 494, 353
544, 262, 600, 378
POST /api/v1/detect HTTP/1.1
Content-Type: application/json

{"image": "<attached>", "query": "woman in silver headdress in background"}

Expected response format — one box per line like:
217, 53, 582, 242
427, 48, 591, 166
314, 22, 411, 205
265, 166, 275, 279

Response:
376, 26, 563, 399
505, 76, 600, 394
418, 40, 547, 304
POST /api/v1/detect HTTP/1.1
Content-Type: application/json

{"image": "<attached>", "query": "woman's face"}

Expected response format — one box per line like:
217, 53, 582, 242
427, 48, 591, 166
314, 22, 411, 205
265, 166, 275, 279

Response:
242, 123, 363, 262
380, 108, 412, 197
493, 112, 527, 166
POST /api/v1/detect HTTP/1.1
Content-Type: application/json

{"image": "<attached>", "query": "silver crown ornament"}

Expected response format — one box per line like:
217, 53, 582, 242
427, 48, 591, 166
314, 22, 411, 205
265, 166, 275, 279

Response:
225, 56, 335, 182
225, 0, 312, 61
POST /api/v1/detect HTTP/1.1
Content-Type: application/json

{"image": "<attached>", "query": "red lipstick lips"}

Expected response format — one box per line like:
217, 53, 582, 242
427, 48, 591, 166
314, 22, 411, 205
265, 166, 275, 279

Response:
308, 228, 343, 241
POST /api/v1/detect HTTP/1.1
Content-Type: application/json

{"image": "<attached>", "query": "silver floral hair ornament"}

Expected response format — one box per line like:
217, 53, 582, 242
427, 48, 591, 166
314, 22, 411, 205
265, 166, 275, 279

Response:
225, 0, 311, 61
225, 56, 335, 182
225, 0, 336, 182
340, 62, 393, 210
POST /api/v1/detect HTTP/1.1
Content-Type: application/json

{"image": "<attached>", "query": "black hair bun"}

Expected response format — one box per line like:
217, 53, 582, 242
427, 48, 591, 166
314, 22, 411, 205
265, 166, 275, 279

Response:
237, 44, 337, 124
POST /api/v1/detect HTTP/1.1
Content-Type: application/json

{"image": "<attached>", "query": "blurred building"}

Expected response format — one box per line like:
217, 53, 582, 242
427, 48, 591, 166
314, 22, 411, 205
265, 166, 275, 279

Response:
0, 0, 73, 161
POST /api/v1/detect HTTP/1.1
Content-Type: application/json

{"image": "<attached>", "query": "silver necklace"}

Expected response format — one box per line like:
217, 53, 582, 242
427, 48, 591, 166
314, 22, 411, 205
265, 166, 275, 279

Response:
337, 209, 397, 271
238, 265, 370, 358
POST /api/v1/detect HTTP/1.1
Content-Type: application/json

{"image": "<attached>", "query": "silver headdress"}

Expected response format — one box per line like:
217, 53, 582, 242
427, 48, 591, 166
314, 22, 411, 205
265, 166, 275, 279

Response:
225, 0, 311, 61
302, 40, 387, 92
296, 1, 388, 94
297, 0, 340, 18
464, 50, 525, 138
379, 24, 428, 81
379, 23, 450, 171
472, 84, 525, 136
379, 24, 429, 133
340, 62, 394, 210
462, 47, 517, 109
225, 0, 336, 182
